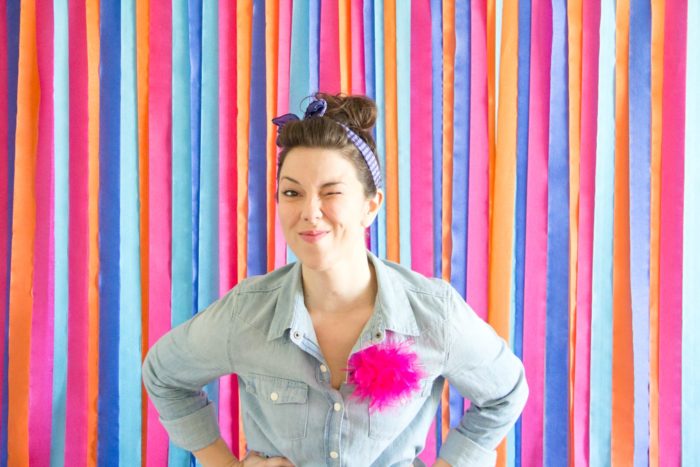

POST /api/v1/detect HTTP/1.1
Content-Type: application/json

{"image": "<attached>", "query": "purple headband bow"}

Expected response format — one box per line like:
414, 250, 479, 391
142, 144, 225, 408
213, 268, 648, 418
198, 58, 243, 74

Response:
272, 99, 383, 190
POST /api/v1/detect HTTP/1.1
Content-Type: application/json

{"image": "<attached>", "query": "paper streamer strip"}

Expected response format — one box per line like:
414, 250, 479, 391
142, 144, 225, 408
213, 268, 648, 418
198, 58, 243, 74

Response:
135, 0, 150, 459
86, 0, 101, 460
372, 0, 387, 260
431, 0, 443, 280
118, 0, 142, 463
410, 0, 433, 279
682, 3, 700, 463
512, 0, 532, 463
521, 0, 551, 463
573, 1, 600, 465
65, 0, 90, 464
265, 0, 279, 274
7, 0, 39, 463
384, 0, 399, 262
248, 0, 268, 278
339, 0, 350, 93
628, 0, 651, 464
236, 1, 251, 282
467, 0, 489, 320
320, 0, 340, 94
217, 0, 238, 454
28, 0, 54, 464
51, 0, 70, 464
648, 0, 664, 462
350, 0, 364, 95
363, 0, 379, 256
0, 1, 9, 463
544, 0, 570, 464
146, 0, 172, 462
97, 0, 120, 463
274, 0, 290, 269
396, 0, 411, 267
308, 0, 320, 94
658, 0, 686, 463
589, 0, 615, 462
449, 0, 468, 429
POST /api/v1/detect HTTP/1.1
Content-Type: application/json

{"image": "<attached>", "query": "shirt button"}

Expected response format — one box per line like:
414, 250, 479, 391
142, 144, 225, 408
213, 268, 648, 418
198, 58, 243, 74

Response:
270, 392, 279, 401
334, 402, 342, 412
292, 330, 302, 340
320, 364, 328, 373
330, 451, 339, 459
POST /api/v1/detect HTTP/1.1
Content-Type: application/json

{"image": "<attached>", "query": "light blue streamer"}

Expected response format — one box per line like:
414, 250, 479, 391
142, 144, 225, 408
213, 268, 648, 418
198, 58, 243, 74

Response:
170, 0, 193, 464
683, 2, 700, 464
199, 0, 220, 435
287, 0, 311, 265
589, 0, 616, 463
51, 1, 69, 466
119, 0, 142, 464
373, 0, 387, 260
396, 0, 411, 267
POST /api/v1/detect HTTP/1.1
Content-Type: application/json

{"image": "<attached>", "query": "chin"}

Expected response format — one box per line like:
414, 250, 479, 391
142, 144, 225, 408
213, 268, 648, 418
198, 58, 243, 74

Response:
292, 246, 337, 271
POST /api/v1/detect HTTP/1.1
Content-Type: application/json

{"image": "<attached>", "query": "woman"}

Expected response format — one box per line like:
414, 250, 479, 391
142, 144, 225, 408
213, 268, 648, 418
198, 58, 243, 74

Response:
143, 93, 528, 467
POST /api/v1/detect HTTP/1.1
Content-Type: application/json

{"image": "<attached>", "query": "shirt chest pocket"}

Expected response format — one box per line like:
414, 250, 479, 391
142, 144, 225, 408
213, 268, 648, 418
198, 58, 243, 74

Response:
245, 373, 309, 441
368, 378, 433, 440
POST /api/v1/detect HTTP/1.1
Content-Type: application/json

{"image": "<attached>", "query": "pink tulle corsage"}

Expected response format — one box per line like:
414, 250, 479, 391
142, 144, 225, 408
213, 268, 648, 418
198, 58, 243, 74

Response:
345, 339, 425, 413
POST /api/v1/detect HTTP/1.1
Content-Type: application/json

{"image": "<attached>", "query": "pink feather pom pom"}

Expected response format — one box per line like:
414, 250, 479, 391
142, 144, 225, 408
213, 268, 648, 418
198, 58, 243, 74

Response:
345, 339, 425, 412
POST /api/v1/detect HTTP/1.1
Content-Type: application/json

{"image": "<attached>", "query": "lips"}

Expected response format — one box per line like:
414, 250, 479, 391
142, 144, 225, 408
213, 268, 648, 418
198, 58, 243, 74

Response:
299, 230, 329, 243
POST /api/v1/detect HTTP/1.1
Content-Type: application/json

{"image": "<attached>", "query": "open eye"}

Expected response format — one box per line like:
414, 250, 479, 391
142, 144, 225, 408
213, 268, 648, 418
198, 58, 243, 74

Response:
281, 190, 299, 197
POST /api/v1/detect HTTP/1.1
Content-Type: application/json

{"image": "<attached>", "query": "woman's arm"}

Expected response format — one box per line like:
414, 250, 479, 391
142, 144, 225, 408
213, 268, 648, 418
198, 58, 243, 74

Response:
436, 285, 529, 467
192, 438, 294, 467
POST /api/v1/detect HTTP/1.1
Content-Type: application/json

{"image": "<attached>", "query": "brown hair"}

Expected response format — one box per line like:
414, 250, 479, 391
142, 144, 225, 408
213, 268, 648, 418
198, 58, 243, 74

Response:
276, 92, 380, 198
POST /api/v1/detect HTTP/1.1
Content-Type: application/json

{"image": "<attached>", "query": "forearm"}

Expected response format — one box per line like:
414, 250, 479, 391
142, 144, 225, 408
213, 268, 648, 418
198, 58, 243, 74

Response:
193, 437, 240, 467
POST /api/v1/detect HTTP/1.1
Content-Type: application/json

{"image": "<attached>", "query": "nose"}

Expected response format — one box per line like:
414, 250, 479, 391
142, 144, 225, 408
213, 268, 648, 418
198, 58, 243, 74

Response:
301, 195, 323, 223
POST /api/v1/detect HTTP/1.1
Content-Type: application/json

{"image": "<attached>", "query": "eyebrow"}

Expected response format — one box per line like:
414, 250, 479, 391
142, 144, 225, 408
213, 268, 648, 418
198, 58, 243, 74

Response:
280, 176, 345, 188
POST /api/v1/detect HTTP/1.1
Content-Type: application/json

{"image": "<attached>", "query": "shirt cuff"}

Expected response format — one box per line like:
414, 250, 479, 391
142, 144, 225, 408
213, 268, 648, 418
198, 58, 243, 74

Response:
159, 401, 221, 452
438, 429, 497, 467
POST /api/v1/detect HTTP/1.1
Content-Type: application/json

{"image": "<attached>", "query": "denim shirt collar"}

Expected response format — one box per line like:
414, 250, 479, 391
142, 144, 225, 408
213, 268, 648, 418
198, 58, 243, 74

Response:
266, 250, 420, 343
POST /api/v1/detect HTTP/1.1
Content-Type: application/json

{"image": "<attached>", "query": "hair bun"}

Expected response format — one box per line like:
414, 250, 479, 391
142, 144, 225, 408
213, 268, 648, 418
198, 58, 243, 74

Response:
312, 92, 377, 132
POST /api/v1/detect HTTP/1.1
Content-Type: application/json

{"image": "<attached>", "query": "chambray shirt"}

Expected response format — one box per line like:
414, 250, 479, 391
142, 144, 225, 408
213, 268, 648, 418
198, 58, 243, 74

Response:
142, 251, 528, 466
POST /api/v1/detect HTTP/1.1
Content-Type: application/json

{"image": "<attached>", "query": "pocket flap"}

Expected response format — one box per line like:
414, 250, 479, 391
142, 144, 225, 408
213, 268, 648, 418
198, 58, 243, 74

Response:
246, 373, 308, 404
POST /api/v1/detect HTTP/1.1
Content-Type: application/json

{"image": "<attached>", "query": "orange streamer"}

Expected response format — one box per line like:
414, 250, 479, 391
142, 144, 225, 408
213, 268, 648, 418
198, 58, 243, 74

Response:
649, 0, 665, 464
611, 0, 635, 464
265, 0, 279, 272
339, 0, 351, 94
384, 0, 399, 262
237, 0, 252, 282
7, 0, 39, 464
567, 1, 583, 465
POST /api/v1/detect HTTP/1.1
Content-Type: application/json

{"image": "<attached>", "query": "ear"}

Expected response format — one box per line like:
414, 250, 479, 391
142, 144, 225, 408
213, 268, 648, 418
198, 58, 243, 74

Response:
362, 189, 384, 227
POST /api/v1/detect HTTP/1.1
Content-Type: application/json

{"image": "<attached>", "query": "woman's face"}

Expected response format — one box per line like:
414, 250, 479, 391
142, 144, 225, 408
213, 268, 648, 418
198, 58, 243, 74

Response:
277, 146, 383, 271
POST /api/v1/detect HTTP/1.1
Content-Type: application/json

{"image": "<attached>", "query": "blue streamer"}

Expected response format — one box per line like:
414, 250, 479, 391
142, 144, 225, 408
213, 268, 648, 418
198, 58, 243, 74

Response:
363, 0, 379, 256
544, 0, 570, 464
309, 0, 320, 93
51, 1, 69, 465
396, 0, 411, 267
449, 0, 470, 427
170, 0, 194, 463
683, 2, 700, 463
189, 0, 203, 316
628, 0, 651, 464
118, 0, 142, 463
589, 0, 616, 462
429, 0, 443, 451
513, 0, 532, 464
288, 0, 311, 264
430, 0, 443, 280
247, 0, 267, 276
373, 0, 387, 260
98, 1, 122, 463
1, 2, 20, 462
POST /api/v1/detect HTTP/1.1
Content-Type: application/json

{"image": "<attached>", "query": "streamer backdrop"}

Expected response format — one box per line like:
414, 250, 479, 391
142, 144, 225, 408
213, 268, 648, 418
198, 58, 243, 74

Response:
1, 0, 698, 466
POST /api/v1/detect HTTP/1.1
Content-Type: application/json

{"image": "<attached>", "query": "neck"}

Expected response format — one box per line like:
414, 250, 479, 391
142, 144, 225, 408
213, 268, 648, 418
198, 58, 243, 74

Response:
300, 248, 377, 315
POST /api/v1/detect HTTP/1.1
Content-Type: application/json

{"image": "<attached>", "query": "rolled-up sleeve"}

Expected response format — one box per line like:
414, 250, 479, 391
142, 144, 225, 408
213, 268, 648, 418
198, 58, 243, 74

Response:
142, 287, 240, 452
438, 285, 529, 466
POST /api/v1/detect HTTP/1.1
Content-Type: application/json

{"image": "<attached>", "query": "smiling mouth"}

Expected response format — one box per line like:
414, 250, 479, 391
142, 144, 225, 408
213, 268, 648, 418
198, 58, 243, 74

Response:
299, 231, 329, 243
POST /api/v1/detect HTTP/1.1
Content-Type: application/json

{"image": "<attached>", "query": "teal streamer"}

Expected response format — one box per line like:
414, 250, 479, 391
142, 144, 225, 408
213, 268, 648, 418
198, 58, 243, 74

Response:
51, 1, 69, 465
118, 0, 141, 464
396, 0, 411, 266
589, 0, 616, 463
683, 1, 700, 463
373, 0, 387, 259
170, 0, 193, 464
